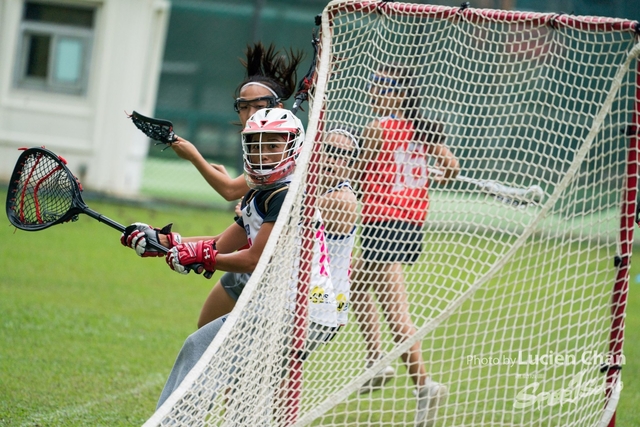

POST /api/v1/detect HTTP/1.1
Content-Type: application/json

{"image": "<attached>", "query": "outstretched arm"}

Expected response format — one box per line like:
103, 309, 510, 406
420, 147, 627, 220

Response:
170, 137, 248, 201
427, 143, 460, 183
317, 187, 358, 236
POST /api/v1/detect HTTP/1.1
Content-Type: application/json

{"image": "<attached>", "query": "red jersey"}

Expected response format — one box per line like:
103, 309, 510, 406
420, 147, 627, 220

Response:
361, 116, 430, 225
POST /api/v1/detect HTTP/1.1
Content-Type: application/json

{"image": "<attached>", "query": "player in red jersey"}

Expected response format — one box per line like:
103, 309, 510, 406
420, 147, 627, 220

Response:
351, 63, 460, 427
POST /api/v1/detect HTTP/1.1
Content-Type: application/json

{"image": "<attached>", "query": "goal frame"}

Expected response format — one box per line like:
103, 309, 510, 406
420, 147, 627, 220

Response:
301, 3, 640, 426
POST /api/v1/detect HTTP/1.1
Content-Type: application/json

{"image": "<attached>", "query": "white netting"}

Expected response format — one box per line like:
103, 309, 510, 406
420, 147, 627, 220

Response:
144, 2, 639, 426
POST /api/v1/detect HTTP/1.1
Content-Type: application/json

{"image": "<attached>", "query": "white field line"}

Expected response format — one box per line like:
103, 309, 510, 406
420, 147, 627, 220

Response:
20, 374, 165, 426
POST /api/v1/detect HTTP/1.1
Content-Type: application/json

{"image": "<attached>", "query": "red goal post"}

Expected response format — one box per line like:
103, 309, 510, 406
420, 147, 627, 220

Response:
307, 2, 640, 426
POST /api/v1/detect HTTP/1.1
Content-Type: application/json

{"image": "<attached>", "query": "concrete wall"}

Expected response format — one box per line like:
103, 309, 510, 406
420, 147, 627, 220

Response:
0, 0, 170, 196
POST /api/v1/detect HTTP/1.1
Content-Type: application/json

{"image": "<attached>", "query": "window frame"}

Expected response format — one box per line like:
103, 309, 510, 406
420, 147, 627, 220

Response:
14, 5, 95, 96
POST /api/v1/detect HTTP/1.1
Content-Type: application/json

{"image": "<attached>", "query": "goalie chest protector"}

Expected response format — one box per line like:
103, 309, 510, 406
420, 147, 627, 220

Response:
239, 184, 339, 328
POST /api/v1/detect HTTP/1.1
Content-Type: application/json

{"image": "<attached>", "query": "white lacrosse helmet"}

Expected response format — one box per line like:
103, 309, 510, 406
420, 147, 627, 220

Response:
242, 108, 305, 189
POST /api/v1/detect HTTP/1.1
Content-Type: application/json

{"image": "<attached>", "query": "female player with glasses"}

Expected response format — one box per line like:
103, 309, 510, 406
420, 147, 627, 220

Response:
351, 63, 460, 427
169, 43, 303, 201
121, 44, 305, 331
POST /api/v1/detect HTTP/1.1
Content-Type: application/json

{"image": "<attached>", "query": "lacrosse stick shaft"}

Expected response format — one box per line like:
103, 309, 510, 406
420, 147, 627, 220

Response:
82, 207, 168, 254
456, 175, 531, 198
83, 207, 125, 232
84, 206, 205, 274
429, 169, 544, 205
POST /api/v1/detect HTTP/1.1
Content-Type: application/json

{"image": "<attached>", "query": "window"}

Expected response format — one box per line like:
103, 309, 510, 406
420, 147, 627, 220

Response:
15, 2, 95, 95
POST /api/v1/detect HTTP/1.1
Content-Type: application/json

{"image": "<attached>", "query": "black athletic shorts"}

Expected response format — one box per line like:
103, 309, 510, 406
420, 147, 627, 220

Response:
361, 220, 424, 264
220, 272, 251, 301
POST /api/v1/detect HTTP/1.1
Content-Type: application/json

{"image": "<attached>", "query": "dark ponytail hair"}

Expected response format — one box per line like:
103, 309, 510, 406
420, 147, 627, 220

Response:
235, 43, 304, 101
377, 63, 445, 144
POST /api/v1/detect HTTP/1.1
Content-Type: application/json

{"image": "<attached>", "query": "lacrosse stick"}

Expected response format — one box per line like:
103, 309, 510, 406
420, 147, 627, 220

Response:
127, 110, 178, 147
5, 147, 205, 275
429, 169, 545, 207
291, 27, 320, 115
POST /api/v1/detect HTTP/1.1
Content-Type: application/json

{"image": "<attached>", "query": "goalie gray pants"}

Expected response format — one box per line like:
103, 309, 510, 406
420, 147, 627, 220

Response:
156, 315, 338, 410
157, 314, 228, 409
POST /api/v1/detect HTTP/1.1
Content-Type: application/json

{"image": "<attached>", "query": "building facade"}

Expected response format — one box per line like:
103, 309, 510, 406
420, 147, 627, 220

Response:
0, 0, 169, 196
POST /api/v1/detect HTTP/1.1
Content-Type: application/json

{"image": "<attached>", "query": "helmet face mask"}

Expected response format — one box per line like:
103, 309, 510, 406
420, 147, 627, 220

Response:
244, 133, 292, 171
242, 108, 305, 189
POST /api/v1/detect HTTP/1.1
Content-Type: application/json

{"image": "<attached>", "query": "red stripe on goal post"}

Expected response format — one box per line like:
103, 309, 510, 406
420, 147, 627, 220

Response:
284, 122, 324, 425
607, 56, 640, 427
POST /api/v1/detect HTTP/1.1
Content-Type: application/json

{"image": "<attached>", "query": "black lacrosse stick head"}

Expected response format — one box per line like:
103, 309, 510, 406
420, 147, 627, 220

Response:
128, 111, 177, 145
6, 147, 85, 231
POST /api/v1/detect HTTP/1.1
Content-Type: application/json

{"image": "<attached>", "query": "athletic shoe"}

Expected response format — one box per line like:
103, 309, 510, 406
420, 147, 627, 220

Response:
415, 380, 447, 427
359, 357, 395, 394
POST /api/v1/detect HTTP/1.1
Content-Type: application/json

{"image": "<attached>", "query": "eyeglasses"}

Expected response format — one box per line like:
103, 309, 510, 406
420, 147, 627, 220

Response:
367, 74, 401, 95
323, 143, 354, 162
234, 96, 279, 113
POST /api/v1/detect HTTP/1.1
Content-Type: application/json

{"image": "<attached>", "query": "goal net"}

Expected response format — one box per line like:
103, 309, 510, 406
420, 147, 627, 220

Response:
144, 1, 640, 426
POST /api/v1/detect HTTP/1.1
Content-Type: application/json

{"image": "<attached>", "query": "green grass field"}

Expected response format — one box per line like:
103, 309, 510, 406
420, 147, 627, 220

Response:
0, 190, 639, 426
140, 157, 238, 209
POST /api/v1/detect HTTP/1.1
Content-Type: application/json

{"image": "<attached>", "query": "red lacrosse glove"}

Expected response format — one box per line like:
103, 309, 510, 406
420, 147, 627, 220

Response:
120, 223, 182, 257
166, 239, 217, 275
